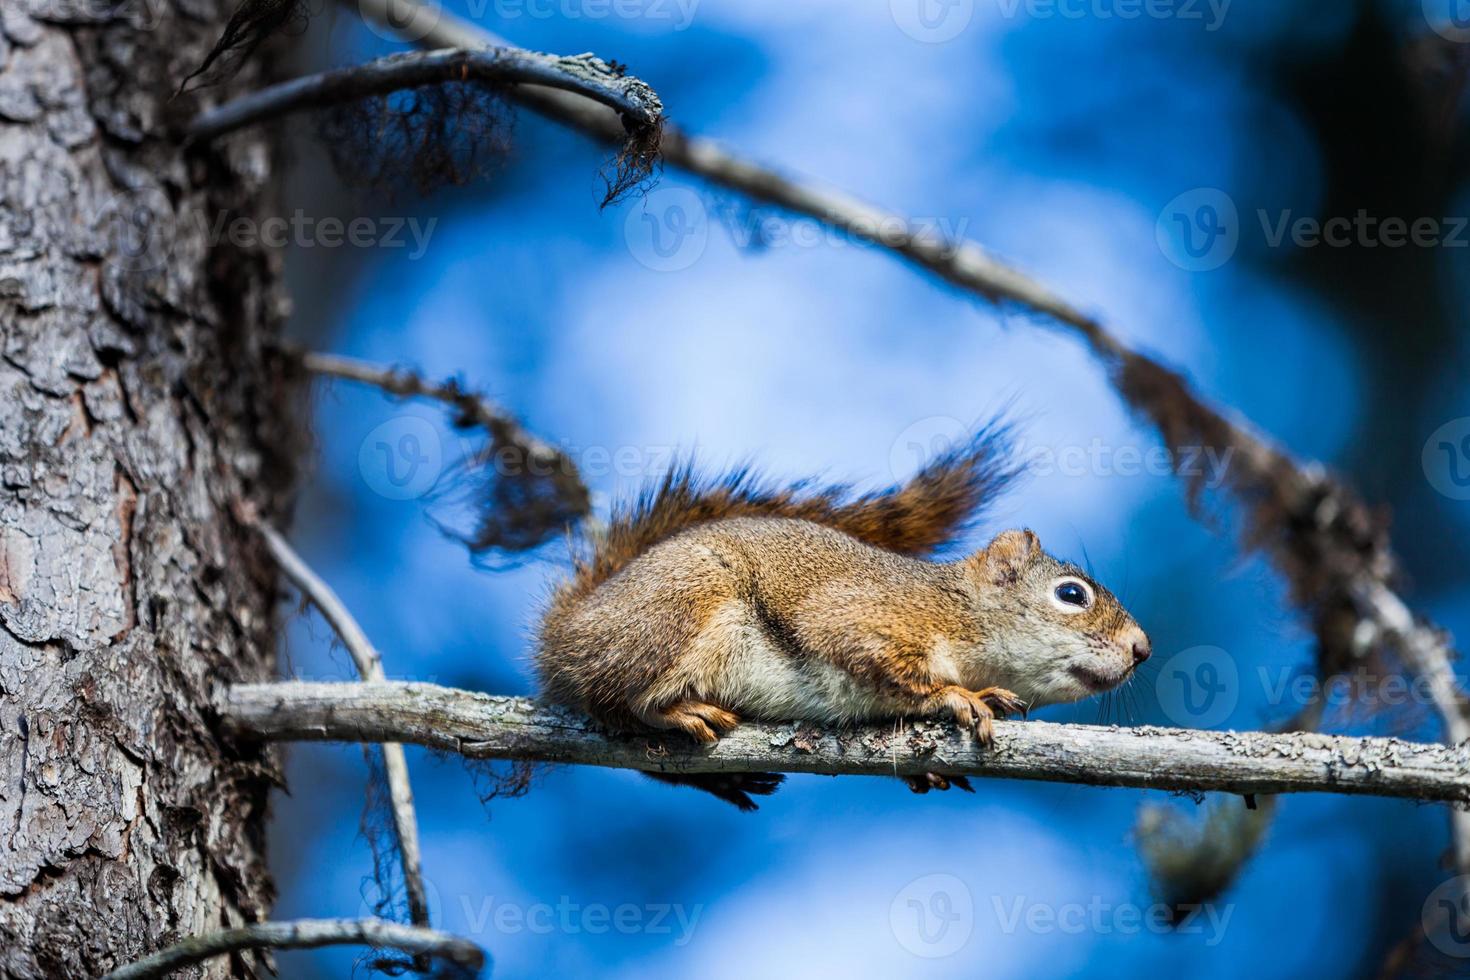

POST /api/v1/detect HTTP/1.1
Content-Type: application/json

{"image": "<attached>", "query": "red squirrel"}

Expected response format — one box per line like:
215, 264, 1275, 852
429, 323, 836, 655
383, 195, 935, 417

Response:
536, 422, 1150, 809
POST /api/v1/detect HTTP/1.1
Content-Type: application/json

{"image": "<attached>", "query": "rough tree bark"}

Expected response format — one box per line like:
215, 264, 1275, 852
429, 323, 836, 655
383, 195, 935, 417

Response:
0, 1, 290, 976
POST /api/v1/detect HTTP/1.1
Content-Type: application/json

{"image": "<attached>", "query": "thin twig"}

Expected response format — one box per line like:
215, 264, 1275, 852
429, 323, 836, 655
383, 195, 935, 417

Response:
297, 348, 592, 550
300, 349, 570, 474
103, 917, 485, 980
248, 516, 431, 931
222, 681, 1470, 804
188, 47, 662, 142
346, 0, 1470, 874
1356, 579, 1470, 874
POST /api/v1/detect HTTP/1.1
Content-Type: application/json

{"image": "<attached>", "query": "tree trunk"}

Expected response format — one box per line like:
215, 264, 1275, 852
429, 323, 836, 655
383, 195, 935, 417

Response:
0, 2, 291, 975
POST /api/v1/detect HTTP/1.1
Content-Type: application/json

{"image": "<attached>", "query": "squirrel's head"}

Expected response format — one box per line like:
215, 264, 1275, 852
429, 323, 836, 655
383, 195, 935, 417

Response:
962, 529, 1150, 707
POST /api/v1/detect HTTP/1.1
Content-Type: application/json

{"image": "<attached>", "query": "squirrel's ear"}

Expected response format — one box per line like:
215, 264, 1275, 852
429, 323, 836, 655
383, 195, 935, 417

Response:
981, 529, 1040, 584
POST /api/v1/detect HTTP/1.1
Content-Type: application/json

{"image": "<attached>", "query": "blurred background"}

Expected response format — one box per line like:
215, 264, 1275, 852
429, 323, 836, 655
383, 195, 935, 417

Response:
262, 0, 1470, 975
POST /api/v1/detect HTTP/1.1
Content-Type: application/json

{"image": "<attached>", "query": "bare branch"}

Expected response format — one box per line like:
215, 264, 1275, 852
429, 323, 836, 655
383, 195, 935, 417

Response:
345, 0, 1115, 343
188, 47, 662, 143
221, 681, 1470, 804
343, 0, 1470, 874
103, 917, 485, 980
297, 349, 591, 551
301, 349, 572, 477
1355, 579, 1470, 872
247, 515, 431, 931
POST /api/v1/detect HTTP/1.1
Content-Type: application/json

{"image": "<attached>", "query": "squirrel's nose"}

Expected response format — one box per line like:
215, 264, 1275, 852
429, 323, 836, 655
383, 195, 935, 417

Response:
1124, 628, 1151, 666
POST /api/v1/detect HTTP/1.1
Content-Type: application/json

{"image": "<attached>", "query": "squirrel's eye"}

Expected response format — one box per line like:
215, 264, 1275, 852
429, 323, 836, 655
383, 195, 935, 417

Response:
1053, 580, 1092, 609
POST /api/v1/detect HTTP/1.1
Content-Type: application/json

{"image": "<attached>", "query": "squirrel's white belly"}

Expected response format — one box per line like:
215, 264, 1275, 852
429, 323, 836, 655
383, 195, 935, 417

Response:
708, 612, 897, 724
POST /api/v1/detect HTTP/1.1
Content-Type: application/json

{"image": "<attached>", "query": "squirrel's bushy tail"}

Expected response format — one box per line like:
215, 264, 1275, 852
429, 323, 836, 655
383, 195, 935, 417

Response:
547, 418, 1019, 624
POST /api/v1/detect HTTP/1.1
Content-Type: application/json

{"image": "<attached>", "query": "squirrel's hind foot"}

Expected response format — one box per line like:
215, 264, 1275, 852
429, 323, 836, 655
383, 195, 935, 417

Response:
904, 773, 976, 794
657, 700, 742, 744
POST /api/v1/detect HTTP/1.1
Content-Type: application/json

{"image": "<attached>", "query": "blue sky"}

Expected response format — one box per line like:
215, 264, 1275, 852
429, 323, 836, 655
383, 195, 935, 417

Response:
265, 1, 1469, 976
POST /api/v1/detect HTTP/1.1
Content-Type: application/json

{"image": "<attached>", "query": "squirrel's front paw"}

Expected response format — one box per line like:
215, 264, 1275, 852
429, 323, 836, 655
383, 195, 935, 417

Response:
975, 686, 1027, 720
933, 685, 1023, 746
903, 773, 975, 794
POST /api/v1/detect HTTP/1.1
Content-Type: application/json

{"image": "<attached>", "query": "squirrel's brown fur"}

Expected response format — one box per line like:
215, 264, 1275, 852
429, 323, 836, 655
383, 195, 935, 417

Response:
537, 421, 1148, 810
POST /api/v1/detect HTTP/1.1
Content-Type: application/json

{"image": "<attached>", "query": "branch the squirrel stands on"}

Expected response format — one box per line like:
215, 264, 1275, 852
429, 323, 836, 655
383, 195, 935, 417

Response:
220, 681, 1470, 804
